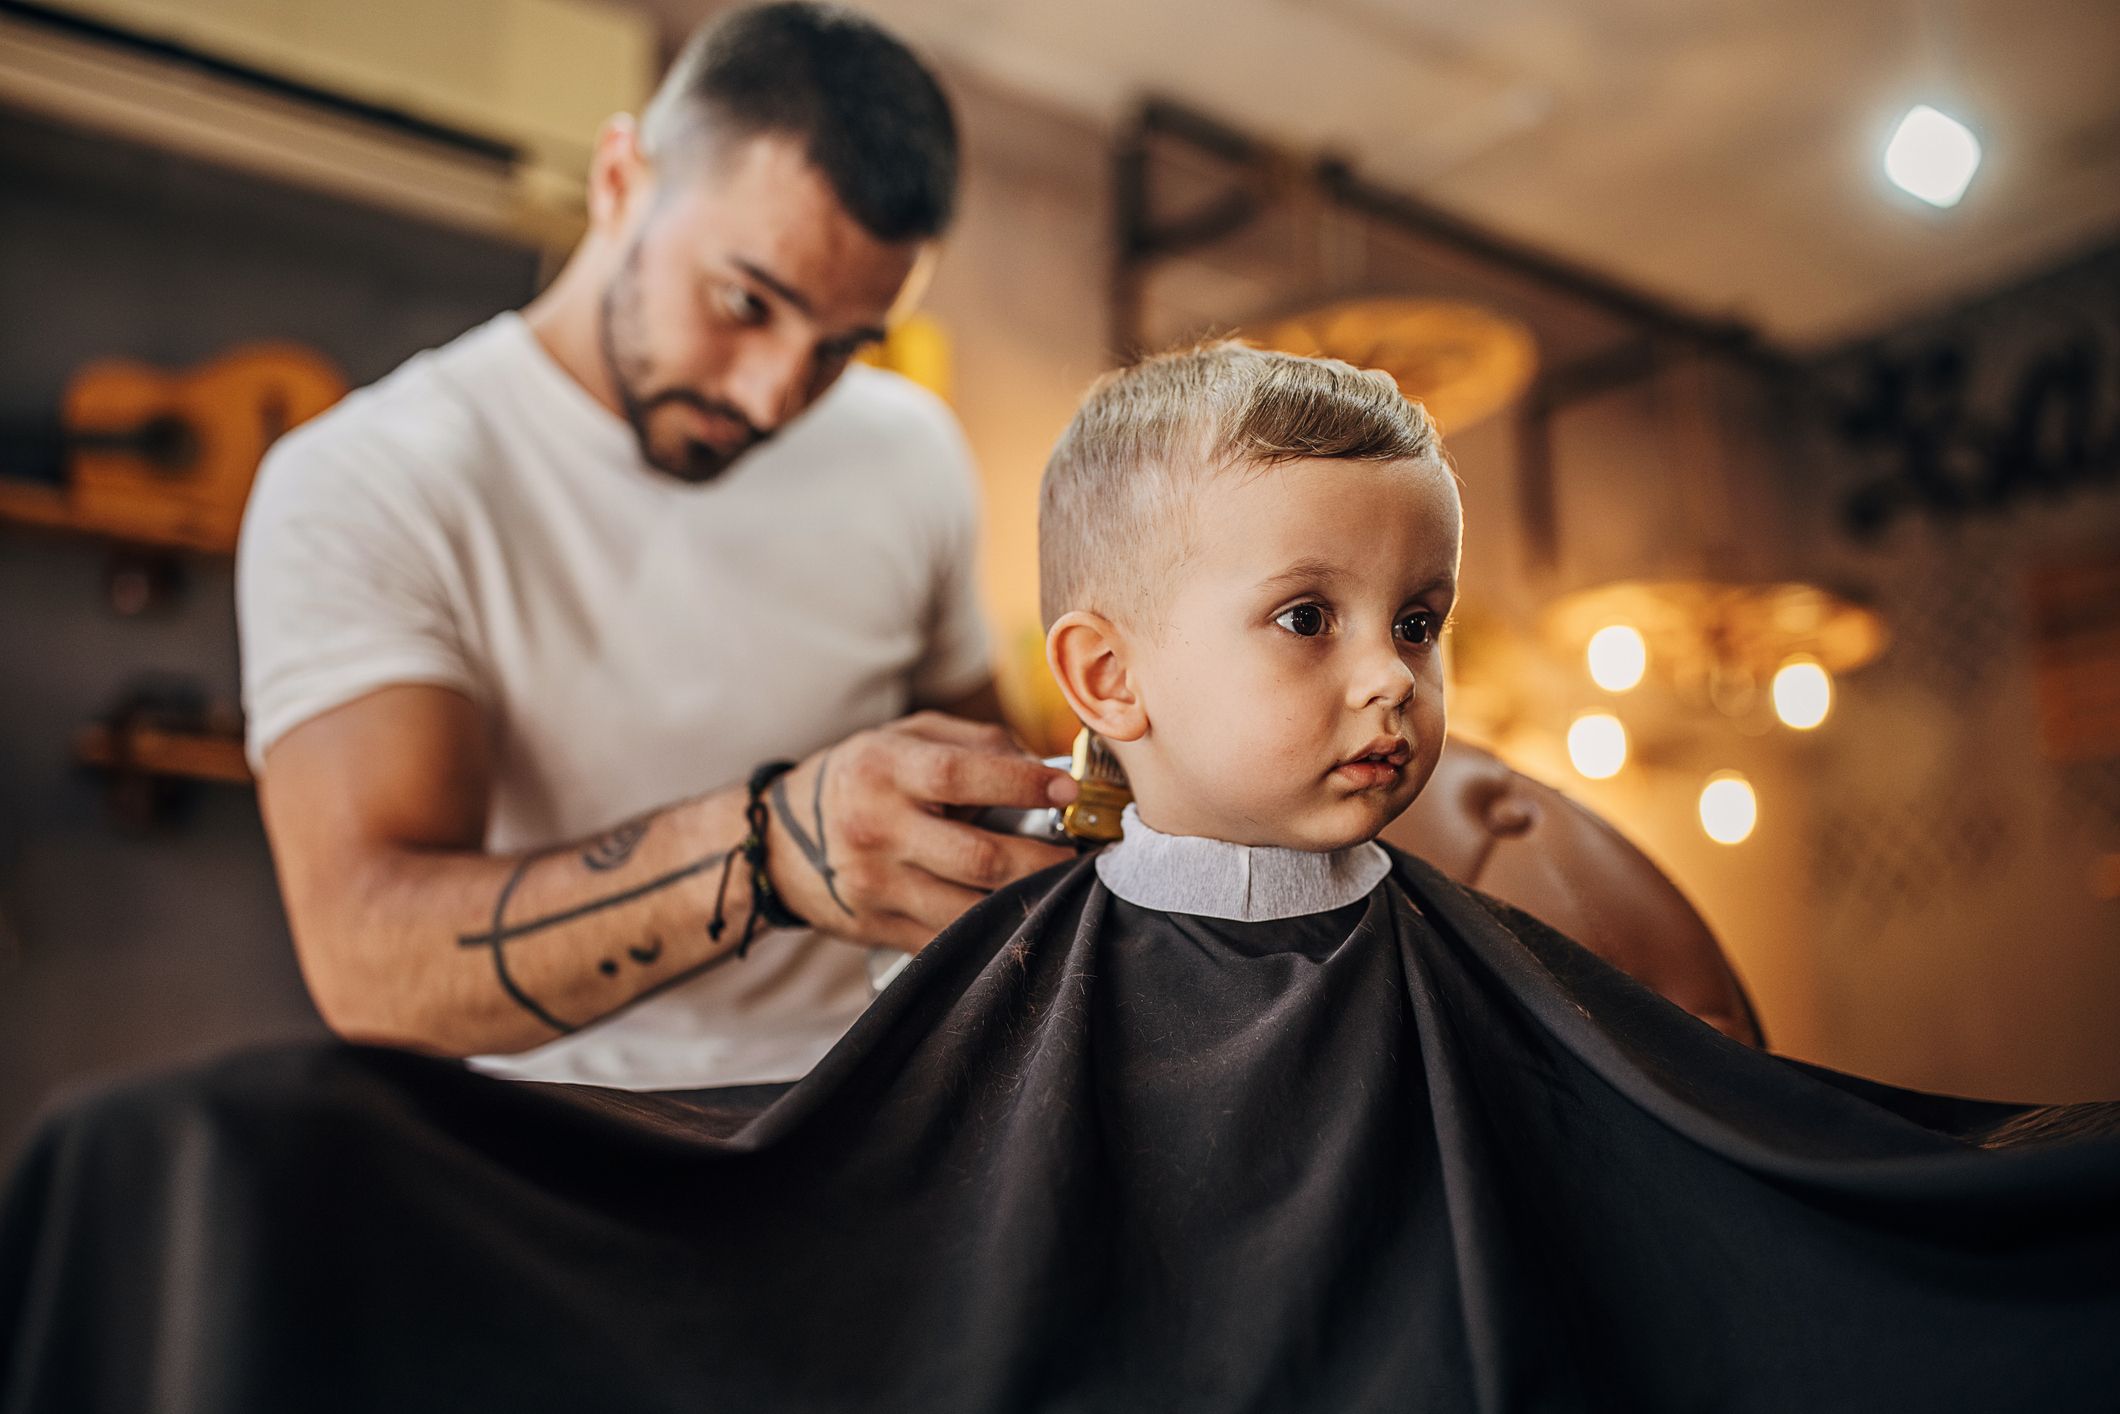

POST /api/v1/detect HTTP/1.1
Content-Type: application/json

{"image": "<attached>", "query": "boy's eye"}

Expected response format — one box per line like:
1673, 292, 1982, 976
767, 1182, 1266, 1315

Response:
1395, 611, 1441, 645
1274, 604, 1327, 638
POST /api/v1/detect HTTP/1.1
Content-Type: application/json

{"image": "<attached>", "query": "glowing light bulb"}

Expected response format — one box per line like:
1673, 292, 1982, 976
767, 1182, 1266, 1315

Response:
1885, 105, 1981, 208
1699, 771, 1758, 845
1772, 657, 1832, 730
1567, 711, 1628, 780
1587, 624, 1647, 693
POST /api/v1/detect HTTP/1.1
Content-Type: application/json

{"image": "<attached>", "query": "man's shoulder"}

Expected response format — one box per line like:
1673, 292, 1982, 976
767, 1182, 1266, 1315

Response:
815, 362, 959, 437
248, 319, 513, 518
798, 365, 976, 496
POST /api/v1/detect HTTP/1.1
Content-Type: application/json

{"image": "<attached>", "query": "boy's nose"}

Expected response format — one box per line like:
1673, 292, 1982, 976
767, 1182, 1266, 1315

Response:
1348, 644, 1418, 714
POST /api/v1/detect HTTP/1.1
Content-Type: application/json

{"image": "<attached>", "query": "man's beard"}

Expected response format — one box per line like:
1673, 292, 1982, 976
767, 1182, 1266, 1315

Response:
597, 238, 770, 485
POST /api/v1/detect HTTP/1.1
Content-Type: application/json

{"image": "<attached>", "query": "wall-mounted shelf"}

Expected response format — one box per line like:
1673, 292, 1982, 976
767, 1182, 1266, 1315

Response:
74, 722, 251, 786
0, 480, 233, 558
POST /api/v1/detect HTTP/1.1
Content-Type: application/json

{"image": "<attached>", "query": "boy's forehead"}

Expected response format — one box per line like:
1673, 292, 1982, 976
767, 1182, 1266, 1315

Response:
1198, 456, 1461, 581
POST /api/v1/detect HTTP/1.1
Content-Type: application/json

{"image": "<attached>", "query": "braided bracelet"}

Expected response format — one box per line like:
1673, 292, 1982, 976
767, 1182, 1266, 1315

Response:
707, 759, 811, 957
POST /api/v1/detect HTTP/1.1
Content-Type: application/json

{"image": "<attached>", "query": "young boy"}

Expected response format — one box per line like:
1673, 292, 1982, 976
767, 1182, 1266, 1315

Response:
1039, 339, 1458, 890
4, 347, 2113, 1414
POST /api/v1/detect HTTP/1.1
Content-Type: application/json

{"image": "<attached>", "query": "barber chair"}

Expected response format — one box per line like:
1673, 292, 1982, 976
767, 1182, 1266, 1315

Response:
1382, 738, 1765, 1047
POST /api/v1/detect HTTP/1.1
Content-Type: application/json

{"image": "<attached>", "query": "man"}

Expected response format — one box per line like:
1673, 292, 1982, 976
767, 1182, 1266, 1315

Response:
236, 2, 1078, 1090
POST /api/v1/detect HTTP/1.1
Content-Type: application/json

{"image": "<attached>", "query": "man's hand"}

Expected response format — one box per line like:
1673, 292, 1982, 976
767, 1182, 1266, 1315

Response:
764, 712, 1081, 952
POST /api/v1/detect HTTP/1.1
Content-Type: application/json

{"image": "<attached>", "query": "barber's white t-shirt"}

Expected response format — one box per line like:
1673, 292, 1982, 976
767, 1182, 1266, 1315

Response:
236, 312, 992, 1089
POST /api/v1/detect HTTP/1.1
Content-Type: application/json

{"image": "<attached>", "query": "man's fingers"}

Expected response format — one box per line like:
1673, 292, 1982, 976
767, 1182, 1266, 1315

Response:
899, 810, 1077, 892
866, 912, 936, 956
893, 737, 1077, 810
804, 718, 1082, 953
884, 710, 1021, 755
879, 864, 988, 940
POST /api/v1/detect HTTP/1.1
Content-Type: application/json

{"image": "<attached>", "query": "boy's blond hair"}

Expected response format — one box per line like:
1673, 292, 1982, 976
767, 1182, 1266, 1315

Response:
1038, 341, 1445, 630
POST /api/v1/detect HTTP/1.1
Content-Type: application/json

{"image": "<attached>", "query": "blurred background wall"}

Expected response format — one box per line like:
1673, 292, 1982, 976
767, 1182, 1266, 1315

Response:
3, 0, 2115, 1161
0, 108, 547, 1152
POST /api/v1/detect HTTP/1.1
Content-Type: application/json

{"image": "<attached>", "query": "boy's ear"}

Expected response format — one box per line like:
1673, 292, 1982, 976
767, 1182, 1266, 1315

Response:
1045, 611, 1147, 743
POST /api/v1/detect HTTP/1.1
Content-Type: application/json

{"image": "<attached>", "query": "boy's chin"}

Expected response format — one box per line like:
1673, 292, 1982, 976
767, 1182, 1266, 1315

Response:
1290, 820, 1390, 854
1260, 795, 1413, 853
1134, 782, 1415, 851
1312, 789, 1422, 850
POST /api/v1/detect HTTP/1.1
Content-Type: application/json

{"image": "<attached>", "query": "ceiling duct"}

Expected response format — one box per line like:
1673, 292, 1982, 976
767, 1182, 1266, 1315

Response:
0, 0, 655, 253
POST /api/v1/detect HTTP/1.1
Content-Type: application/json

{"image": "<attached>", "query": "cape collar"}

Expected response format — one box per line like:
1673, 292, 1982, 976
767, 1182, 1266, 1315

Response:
1093, 803, 1392, 922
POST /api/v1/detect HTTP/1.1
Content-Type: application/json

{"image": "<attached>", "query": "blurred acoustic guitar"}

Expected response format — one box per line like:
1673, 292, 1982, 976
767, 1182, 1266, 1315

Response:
0, 344, 346, 554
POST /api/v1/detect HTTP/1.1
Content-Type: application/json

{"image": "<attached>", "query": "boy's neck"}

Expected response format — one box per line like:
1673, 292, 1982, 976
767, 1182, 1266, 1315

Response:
1095, 804, 1390, 922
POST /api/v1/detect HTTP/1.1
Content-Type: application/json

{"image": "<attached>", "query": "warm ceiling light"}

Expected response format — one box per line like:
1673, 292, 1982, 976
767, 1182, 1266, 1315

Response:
1699, 771, 1758, 845
1884, 104, 1981, 208
1246, 299, 1540, 434
1772, 657, 1833, 730
1586, 624, 1648, 692
1542, 581, 1887, 709
1567, 711, 1627, 780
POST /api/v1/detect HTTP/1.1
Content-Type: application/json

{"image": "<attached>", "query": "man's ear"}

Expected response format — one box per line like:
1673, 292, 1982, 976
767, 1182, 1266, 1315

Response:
1046, 611, 1147, 743
587, 113, 652, 235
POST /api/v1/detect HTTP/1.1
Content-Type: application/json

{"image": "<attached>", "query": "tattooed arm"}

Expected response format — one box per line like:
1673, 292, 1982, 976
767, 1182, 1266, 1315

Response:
258, 685, 1077, 1056
259, 684, 758, 1055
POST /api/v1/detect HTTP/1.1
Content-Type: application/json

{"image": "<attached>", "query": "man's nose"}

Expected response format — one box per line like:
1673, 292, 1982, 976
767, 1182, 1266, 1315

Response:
724, 341, 813, 434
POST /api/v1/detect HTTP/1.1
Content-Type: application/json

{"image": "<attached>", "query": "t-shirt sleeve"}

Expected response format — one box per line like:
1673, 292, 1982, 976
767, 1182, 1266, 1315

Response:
906, 403, 995, 707
236, 419, 481, 773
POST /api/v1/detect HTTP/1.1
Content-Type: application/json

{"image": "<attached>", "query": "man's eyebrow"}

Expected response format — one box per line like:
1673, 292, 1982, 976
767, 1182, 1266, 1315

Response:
732, 258, 814, 316
825, 323, 889, 351
732, 258, 886, 347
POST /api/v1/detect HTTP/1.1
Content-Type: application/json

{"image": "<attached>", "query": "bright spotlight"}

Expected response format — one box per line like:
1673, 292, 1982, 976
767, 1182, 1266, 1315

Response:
1885, 104, 1981, 208
1567, 711, 1628, 780
1587, 624, 1647, 693
1772, 657, 1833, 730
1699, 771, 1758, 845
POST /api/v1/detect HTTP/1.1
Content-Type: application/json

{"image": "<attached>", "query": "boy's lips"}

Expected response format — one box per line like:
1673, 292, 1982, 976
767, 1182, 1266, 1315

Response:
1338, 736, 1412, 768
1332, 737, 1411, 789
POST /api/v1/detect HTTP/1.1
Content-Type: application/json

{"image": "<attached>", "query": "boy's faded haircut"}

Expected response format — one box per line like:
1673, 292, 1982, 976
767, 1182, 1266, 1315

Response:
1038, 341, 1444, 630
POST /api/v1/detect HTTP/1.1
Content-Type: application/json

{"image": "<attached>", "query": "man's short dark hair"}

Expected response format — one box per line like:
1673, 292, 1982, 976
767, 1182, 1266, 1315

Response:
642, 2, 958, 241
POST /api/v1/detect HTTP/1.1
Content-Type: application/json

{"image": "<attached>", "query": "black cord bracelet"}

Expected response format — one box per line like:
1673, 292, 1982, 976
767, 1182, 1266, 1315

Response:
708, 759, 810, 958
743, 759, 810, 930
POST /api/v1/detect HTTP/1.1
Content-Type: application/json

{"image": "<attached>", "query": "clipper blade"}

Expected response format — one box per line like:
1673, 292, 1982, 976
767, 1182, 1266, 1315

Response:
1060, 728, 1132, 843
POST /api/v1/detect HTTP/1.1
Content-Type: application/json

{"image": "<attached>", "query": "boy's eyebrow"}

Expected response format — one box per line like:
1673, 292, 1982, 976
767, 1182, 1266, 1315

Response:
1254, 560, 1457, 599
1254, 558, 1346, 596
1407, 572, 1458, 600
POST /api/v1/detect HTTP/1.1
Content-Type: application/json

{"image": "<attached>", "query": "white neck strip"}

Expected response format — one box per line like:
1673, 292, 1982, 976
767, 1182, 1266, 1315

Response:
1093, 804, 1391, 922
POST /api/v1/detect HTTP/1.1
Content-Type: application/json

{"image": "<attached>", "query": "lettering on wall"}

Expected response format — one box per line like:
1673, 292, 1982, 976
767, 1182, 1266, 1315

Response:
1838, 328, 2120, 540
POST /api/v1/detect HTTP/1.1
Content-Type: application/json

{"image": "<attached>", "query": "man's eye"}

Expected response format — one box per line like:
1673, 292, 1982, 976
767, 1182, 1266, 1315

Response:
1274, 604, 1327, 637
718, 285, 768, 325
1395, 611, 1441, 645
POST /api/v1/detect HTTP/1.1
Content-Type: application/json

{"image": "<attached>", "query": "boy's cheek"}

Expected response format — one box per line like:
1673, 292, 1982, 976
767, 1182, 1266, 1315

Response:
1258, 731, 1318, 782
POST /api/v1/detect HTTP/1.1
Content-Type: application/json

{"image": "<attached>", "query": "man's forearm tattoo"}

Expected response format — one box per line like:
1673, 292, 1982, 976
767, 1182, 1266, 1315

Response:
770, 750, 853, 917
457, 844, 729, 1034
580, 815, 651, 871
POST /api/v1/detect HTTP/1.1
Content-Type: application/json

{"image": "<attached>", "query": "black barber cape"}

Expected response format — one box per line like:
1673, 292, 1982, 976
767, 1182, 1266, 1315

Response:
3, 847, 2116, 1413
